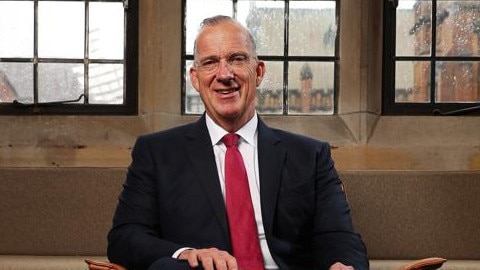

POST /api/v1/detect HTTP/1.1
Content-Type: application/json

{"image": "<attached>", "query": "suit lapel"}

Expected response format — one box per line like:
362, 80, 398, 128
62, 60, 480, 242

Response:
257, 119, 285, 236
184, 116, 230, 238
181, 117, 285, 243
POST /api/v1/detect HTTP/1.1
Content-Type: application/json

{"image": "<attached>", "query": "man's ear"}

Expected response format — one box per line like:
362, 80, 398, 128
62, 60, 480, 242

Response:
189, 66, 200, 92
256, 60, 266, 87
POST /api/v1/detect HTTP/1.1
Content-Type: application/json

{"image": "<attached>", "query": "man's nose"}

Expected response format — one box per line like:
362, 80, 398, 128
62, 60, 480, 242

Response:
216, 59, 234, 79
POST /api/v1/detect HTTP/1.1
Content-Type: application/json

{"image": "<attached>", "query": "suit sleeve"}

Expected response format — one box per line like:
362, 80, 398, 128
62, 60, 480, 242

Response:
313, 143, 369, 270
107, 136, 182, 270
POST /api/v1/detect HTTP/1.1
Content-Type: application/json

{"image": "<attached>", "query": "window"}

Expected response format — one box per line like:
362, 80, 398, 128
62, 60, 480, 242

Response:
182, 0, 338, 115
383, 0, 480, 115
0, 0, 138, 115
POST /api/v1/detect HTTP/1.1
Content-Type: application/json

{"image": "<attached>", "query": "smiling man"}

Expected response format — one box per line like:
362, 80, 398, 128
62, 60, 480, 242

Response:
107, 15, 368, 270
189, 16, 265, 134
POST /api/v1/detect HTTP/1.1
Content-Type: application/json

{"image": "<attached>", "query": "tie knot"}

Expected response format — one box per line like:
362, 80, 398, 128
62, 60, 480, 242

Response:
222, 133, 239, 148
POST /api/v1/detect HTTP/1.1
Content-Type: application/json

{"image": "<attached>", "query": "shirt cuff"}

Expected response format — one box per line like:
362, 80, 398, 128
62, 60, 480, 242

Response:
172, 247, 193, 259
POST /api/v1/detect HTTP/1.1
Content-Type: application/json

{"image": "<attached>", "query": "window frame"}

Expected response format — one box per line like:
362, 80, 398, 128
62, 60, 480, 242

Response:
382, 0, 480, 116
181, 0, 340, 116
0, 0, 138, 115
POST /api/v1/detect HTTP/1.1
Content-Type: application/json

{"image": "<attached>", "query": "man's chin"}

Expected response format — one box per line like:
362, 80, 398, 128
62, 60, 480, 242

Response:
212, 109, 244, 122
215, 104, 242, 117
219, 111, 242, 120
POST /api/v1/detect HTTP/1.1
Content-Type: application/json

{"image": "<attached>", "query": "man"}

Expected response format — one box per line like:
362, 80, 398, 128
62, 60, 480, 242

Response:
108, 15, 368, 270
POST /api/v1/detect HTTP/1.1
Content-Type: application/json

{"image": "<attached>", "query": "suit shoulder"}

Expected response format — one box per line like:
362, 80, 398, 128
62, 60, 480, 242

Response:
136, 122, 197, 144
263, 127, 335, 164
269, 127, 330, 148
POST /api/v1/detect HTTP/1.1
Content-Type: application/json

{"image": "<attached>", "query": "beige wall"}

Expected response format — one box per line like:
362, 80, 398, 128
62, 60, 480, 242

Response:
1, 0, 479, 171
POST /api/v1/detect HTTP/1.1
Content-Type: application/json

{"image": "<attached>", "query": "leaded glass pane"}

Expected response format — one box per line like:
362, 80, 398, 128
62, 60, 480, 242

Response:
396, 0, 431, 57
89, 64, 124, 104
38, 1, 85, 58
184, 60, 204, 114
436, 61, 480, 102
289, 1, 336, 57
257, 61, 283, 114
288, 61, 334, 115
185, 0, 232, 55
237, 1, 285, 56
0, 63, 33, 103
0, 1, 34, 58
38, 63, 84, 103
436, 1, 480, 57
89, 2, 124, 60
395, 61, 431, 103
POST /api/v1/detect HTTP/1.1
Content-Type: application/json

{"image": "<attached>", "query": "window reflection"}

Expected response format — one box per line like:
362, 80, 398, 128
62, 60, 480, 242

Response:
184, 1, 337, 115
396, 1, 480, 103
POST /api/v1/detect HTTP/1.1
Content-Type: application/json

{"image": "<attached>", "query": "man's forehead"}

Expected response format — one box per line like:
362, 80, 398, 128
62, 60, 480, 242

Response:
198, 22, 248, 40
196, 25, 252, 53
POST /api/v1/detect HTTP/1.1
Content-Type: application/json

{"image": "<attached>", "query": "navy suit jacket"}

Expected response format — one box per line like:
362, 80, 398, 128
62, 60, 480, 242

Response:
107, 115, 368, 270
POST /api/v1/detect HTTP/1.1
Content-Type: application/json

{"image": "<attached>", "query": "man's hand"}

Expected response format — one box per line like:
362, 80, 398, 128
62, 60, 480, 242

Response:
178, 248, 238, 270
330, 262, 355, 270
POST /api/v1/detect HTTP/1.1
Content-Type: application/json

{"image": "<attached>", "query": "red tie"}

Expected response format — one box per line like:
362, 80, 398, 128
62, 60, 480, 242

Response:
222, 133, 264, 270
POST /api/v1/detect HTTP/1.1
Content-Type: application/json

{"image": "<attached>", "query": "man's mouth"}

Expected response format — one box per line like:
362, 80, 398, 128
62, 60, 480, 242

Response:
215, 79, 240, 95
216, 88, 239, 95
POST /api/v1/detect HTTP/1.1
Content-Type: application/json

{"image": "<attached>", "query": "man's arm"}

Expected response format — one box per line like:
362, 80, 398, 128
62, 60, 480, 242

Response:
107, 136, 182, 269
312, 143, 369, 270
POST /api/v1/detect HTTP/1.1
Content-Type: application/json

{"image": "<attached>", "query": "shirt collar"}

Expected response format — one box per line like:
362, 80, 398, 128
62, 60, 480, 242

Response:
205, 113, 258, 147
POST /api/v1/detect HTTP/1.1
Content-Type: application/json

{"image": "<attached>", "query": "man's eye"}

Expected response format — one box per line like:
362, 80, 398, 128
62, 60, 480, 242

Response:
201, 60, 218, 68
230, 55, 248, 65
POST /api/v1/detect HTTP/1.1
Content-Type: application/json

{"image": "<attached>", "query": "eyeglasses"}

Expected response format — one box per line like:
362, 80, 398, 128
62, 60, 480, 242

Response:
195, 53, 253, 72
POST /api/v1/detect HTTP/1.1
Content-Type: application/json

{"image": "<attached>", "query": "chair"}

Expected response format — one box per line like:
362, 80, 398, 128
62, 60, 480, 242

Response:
397, 258, 447, 270
85, 257, 447, 270
85, 259, 126, 270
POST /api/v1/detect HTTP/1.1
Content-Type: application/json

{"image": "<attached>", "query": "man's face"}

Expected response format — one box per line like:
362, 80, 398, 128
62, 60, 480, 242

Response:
189, 21, 265, 131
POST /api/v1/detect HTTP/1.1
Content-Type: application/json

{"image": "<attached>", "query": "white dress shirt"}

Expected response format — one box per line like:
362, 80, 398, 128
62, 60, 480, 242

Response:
205, 113, 278, 270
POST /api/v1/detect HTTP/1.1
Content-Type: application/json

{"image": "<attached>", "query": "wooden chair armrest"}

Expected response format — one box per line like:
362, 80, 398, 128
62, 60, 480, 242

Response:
85, 259, 127, 270
84, 257, 447, 270
397, 257, 447, 270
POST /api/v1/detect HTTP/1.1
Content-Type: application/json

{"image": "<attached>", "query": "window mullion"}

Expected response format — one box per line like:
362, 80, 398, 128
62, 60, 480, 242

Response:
430, 0, 437, 105
283, 0, 290, 115
84, 0, 89, 105
33, 0, 39, 104
232, 0, 237, 18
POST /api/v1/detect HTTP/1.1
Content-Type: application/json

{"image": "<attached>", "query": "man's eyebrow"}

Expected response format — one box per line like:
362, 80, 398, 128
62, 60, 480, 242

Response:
196, 51, 252, 64
198, 55, 219, 61
229, 52, 250, 57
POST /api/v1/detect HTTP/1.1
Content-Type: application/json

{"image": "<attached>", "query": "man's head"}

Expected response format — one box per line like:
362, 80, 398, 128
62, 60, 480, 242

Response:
189, 15, 265, 132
